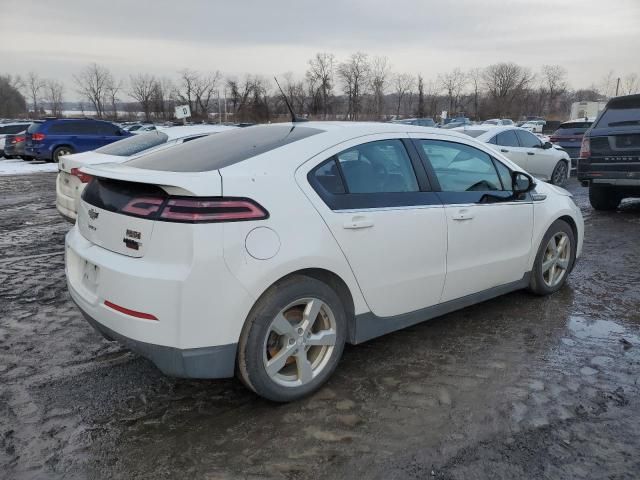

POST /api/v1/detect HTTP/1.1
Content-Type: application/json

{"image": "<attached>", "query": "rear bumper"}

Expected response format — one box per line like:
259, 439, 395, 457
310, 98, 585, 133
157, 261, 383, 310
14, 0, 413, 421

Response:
65, 225, 253, 378
24, 146, 50, 160
56, 173, 80, 222
75, 300, 237, 378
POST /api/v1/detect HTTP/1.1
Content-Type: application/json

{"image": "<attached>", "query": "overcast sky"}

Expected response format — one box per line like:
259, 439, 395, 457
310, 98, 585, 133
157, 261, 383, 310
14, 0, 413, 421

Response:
1, 0, 639, 100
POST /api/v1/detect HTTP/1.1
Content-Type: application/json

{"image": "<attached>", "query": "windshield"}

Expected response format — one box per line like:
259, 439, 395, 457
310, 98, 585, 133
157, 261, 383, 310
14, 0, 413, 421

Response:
459, 130, 488, 138
27, 122, 43, 134
95, 131, 169, 157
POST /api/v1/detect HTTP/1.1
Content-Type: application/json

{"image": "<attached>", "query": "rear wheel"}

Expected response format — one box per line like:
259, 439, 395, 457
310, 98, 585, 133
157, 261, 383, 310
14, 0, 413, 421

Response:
550, 160, 568, 186
529, 219, 576, 295
589, 185, 621, 211
52, 146, 73, 163
237, 275, 347, 402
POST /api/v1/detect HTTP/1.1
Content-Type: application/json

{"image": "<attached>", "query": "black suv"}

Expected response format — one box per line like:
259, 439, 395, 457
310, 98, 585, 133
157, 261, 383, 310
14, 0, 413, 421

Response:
578, 94, 640, 210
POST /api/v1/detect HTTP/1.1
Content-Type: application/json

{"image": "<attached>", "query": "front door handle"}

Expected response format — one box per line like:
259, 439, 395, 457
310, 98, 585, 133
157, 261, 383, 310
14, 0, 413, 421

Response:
343, 216, 374, 229
452, 209, 474, 221
527, 152, 535, 155
500, 149, 509, 153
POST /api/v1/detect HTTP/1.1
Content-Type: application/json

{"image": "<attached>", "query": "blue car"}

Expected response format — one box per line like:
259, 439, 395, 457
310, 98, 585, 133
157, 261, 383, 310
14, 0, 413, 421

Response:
24, 118, 131, 162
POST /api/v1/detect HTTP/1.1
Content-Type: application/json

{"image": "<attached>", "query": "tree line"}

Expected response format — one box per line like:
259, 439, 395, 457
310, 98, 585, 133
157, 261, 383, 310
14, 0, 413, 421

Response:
2, 53, 639, 122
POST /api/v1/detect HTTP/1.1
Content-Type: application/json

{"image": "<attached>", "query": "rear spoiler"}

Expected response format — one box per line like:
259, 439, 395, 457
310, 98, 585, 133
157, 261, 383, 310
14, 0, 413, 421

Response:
81, 163, 223, 196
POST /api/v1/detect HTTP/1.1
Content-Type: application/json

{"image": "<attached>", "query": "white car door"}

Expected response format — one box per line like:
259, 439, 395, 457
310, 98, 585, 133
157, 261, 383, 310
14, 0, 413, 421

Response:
411, 135, 534, 302
298, 134, 447, 318
515, 130, 557, 180
491, 129, 530, 170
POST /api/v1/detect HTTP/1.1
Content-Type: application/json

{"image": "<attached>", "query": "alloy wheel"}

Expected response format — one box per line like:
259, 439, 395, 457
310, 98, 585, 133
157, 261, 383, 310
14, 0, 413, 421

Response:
262, 297, 337, 387
552, 162, 567, 185
542, 232, 571, 288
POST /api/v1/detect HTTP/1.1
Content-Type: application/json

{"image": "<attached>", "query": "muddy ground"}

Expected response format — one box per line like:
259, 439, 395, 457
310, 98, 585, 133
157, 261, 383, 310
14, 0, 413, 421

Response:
0, 171, 639, 480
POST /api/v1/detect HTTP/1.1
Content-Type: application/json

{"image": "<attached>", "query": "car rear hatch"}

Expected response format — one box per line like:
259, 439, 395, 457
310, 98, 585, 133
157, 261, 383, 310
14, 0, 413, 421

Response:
25, 121, 44, 149
77, 164, 223, 258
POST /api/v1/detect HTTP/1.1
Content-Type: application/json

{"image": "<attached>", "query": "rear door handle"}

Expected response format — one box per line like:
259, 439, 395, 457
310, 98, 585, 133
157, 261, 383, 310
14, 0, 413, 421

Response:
343, 216, 374, 229
500, 149, 509, 153
452, 209, 474, 221
527, 152, 535, 155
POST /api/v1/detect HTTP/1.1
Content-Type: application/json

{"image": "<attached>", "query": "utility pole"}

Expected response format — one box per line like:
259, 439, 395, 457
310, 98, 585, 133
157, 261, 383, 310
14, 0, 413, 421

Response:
217, 89, 222, 124
616, 77, 621, 97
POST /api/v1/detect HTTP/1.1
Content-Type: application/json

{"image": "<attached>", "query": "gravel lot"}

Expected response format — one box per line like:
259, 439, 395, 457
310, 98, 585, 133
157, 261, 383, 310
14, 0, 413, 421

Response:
1, 171, 639, 480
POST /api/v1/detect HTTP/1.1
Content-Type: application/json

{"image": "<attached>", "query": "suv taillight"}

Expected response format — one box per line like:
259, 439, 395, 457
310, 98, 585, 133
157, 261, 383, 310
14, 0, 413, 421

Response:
121, 196, 268, 223
32, 133, 46, 141
70, 167, 93, 184
579, 136, 590, 159
11, 136, 25, 144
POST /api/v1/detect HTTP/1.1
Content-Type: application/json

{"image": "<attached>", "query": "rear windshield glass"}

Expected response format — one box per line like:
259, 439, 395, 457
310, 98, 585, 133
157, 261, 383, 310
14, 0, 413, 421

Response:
596, 107, 640, 128
125, 125, 324, 172
0, 124, 29, 134
554, 122, 592, 135
27, 122, 43, 134
95, 131, 169, 157
459, 130, 487, 138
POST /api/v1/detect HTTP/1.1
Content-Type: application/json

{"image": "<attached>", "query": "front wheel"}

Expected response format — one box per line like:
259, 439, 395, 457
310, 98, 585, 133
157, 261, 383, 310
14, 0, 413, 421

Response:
237, 275, 347, 402
529, 219, 576, 295
52, 146, 73, 163
550, 160, 568, 186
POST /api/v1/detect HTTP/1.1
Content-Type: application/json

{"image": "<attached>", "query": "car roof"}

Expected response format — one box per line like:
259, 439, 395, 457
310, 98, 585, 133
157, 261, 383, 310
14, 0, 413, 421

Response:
453, 125, 532, 140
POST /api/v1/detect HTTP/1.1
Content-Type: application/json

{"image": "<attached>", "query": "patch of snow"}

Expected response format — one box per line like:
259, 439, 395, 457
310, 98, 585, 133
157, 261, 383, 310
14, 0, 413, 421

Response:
0, 158, 58, 176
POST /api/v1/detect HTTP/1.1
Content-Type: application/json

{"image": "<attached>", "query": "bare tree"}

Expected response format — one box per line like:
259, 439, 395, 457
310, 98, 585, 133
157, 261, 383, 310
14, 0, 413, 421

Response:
467, 68, 483, 119
44, 80, 64, 117
415, 75, 425, 118
129, 74, 157, 122
598, 70, 617, 98
105, 75, 123, 120
439, 68, 466, 114
540, 65, 568, 114
151, 77, 176, 120
622, 72, 639, 95
367, 56, 390, 120
306, 53, 335, 119
73, 63, 112, 117
337, 52, 370, 120
26, 72, 46, 117
483, 62, 534, 117
393, 73, 415, 118
176, 69, 221, 119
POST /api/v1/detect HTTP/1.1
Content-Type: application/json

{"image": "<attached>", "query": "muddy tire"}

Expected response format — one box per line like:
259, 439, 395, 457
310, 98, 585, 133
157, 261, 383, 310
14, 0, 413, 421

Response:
237, 275, 347, 402
589, 185, 621, 211
529, 219, 576, 296
550, 160, 568, 186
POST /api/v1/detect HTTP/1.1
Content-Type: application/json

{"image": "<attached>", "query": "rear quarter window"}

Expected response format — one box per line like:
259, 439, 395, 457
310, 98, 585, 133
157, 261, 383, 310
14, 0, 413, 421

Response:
125, 125, 323, 172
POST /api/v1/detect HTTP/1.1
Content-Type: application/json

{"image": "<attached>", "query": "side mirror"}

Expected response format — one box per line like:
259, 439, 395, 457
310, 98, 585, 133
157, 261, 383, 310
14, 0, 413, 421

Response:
543, 141, 553, 149
512, 171, 536, 194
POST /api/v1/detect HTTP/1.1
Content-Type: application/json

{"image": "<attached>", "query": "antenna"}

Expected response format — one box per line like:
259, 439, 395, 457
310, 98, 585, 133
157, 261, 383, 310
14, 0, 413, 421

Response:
273, 76, 308, 123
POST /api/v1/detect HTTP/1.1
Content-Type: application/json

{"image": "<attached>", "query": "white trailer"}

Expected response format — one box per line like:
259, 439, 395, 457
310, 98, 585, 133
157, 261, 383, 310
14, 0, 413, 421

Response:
570, 101, 606, 120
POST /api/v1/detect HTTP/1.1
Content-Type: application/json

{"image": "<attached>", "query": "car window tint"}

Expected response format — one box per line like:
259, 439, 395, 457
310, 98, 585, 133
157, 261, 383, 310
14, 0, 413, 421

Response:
516, 130, 541, 148
27, 122, 42, 134
335, 140, 418, 193
96, 122, 119, 135
95, 131, 169, 156
493, 159, 513, 190
313, 159, 346, 194
420, 140, 503, 192
496, 130, 519, 147
126, 125, 323, 172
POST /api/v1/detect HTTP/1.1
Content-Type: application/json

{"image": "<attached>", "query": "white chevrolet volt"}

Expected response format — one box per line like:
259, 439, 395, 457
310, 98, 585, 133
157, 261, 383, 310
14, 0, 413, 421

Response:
65, 123, 584, 402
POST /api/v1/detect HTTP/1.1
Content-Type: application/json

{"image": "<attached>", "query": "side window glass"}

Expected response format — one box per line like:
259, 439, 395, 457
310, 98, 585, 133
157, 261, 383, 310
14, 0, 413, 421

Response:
496, 130, 520, 147
97, 123, 119, 135
487, 136, 497, 145
493, 160, 513, 190
335, 140, 418, 193
420, 140, 503, 192
516, 130, 541, 148
313, 159, 346, 194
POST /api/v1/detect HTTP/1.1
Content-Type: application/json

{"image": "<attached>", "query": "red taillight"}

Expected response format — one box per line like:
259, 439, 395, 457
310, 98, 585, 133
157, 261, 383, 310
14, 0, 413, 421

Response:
159, 198, 268, 223
70, 167, 93, 184
11, 136, 25, 144
579, 137, 591, 159
121, 196, 164, 217
32, 132, 46, 141
104, 300, 158, 321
